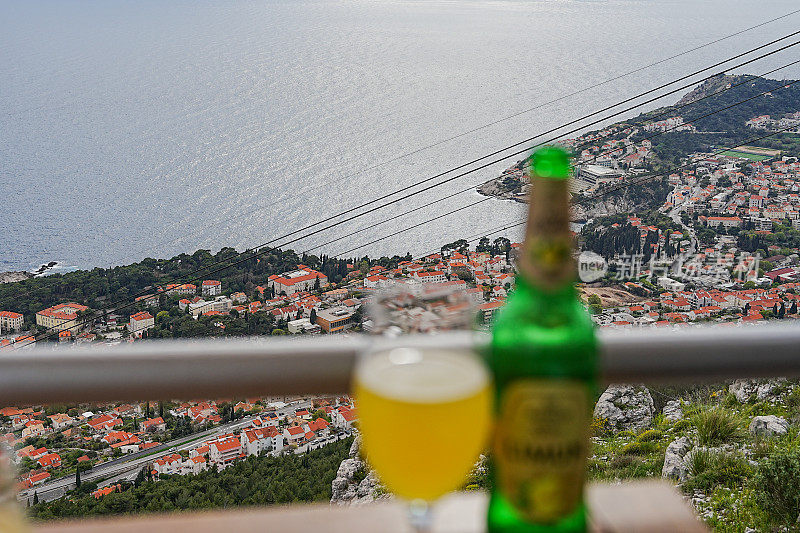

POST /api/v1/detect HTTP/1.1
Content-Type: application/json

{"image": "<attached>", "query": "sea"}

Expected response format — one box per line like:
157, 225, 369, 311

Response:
2, 0, 800, 273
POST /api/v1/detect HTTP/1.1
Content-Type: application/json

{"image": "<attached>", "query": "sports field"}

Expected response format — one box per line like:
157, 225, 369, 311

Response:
718, 149, 771, 161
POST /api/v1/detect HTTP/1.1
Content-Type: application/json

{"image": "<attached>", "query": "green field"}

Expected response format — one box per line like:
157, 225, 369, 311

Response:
717, 150, 771, 161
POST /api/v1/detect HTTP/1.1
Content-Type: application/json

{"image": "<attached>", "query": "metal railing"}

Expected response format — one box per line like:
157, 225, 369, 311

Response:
2, 323, 799, 405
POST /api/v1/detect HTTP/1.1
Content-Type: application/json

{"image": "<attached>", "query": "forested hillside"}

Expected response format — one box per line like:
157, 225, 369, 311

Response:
630, 74, 800, 165
0, 246, 410, 327
29, 436, 354, 521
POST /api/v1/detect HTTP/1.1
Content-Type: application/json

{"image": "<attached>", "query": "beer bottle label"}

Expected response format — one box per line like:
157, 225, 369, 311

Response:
493, 379, 589, 523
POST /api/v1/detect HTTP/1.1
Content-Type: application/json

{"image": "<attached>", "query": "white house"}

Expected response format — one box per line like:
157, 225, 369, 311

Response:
128, 311, 155, 337
208, 437, 241, 465
201, 280, 222, 297
304, 417, 331, 437
364, 274, 391, 289
240, 426, 283, 456
331, 407, 357, 429
283, 425, 306, 444
47, 413, 74, 431
0, 311, 23, 333
152, 454, 183, 476
182, 456, 208, 475
287, 317, 321, 334
21, 421, 47, 439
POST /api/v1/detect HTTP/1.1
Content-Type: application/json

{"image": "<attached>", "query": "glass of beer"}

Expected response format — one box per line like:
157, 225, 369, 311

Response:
354, 282, 491, 531
1, 444, 29, 533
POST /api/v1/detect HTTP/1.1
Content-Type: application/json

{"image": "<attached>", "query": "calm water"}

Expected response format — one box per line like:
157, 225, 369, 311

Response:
1, 0, 799, 272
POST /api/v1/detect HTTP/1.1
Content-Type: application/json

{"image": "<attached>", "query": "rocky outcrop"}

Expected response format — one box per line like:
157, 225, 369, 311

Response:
676, 74, 743, 106
571, 195, 645, 221
594, 384, 655, 432
0, 271, 32, 284
748, 415, 789, 437
728, 379, 786, 403
662, 400, 683, 422
330, 437, 387, 506
662, 436, 693, 481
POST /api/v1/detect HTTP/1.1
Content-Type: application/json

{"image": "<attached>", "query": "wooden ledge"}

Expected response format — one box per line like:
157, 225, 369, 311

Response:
33, 481, 707, 533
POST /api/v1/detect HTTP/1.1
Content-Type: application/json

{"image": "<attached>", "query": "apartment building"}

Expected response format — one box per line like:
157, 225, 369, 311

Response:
35, 303, 88, 335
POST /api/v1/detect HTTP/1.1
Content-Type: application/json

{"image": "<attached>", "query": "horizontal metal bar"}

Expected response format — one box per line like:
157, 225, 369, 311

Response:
1, 324, 798, 405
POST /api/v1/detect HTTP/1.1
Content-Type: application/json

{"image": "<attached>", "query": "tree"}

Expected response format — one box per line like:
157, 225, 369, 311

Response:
310, 308, 317, 324
587, 294, 602, 307
33, 491, 38, 505
791, 302, 798, 315
76, 467, 81, 488
314, 276, 321, 292
135, 467, 146, 487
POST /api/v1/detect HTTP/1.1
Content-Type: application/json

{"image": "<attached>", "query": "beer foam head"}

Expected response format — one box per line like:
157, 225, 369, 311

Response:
357, 347, 488, 403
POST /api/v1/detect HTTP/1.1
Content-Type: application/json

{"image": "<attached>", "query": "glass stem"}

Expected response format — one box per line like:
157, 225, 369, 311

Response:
407, 499, 432, 533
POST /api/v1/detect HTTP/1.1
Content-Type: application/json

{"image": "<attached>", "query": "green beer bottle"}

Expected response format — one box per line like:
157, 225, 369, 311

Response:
488, 146, 597, 533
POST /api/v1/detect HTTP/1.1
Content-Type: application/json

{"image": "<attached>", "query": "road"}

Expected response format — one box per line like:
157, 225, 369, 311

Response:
19, 399, 312, 504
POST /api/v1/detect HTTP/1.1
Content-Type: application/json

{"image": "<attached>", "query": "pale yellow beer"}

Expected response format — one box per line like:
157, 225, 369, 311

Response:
354, 347, 491, 501
0, 504, 29, 533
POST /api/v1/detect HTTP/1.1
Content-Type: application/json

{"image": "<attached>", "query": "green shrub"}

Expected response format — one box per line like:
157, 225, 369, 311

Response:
686, 448, 714, 477
636, 429, 663, 442
754, 450, 800, 525
722, 392, 739, 408
621, 441, 659, 456
672, 418, 691, 432
683, 451, 751, 493
784, 387, 800, 419
590, 416, 610, 438
610, 455, 636, 469
651, 413, 668, 430
615, 430, 637, 439
692, 408, 742, 446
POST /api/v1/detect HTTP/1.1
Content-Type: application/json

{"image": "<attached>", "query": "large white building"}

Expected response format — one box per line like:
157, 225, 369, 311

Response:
268, 266, 328, 295
35, 303, 89, 335
577, 165, 622, 186
706, 216, 742, 228
189, 296, 233, 317
413, 271, 447, 283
